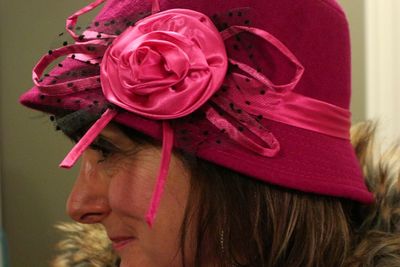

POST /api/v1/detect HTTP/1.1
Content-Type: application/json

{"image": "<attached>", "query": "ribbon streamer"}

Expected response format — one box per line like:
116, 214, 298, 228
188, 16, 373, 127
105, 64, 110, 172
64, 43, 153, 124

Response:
60, 108, 119, 168
145, 121, 174, 227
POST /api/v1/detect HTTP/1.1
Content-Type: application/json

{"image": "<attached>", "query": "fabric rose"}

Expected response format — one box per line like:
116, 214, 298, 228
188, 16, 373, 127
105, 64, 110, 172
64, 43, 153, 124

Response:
100, 9, 228, 119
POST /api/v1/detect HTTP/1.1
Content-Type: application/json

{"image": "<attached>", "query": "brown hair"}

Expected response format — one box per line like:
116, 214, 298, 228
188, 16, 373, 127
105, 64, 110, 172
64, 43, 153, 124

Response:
177, 120, 400, 267
179, 155, 354, 267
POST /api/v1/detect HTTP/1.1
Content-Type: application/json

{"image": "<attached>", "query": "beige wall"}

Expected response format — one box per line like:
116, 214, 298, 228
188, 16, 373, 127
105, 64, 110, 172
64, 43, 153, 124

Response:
0, 1, 366, 266
1, 1, 91, 266
338, 0, 366, 123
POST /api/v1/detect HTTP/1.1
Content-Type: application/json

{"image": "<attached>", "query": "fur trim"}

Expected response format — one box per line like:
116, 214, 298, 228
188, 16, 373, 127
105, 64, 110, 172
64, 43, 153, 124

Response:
51, 120, 400, 267
347, 120, 400, 267
351, 120, 400, 233
50, 223, 119, 267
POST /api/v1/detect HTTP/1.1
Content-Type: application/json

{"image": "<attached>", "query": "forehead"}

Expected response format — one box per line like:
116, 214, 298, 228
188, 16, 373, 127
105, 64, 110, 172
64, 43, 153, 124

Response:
101, 123, 127, 140
99, 123, 145, 151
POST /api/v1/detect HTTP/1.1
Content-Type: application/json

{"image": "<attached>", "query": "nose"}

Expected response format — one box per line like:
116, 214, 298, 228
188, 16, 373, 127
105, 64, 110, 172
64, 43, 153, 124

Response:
66, 150, 111, 223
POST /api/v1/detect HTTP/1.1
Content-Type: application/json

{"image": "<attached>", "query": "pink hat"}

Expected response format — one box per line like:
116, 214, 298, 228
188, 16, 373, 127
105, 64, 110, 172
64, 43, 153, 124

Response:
20, 0, 374, 226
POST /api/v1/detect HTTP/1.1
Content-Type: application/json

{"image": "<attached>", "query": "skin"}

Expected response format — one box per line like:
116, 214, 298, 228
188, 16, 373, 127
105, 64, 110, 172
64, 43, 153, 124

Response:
66, 124, 192, 267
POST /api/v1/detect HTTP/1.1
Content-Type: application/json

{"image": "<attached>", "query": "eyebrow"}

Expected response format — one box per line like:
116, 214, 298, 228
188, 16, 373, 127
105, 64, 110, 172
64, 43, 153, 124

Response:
61, 125, 120, 153
53, 113, 145, 154
89, 135, 120, 153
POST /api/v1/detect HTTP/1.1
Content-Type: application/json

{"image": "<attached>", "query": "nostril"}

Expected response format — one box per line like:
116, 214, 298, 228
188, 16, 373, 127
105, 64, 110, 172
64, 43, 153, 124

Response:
66, 198, 111, 223
80, 212, 106, 223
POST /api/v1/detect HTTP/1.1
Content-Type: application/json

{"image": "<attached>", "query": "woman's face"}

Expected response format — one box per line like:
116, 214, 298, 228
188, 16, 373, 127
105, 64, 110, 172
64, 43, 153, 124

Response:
66, 124, 191, 267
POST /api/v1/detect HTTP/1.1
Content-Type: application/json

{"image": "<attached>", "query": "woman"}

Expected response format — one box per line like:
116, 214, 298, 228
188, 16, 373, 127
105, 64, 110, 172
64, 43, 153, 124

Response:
19, 0, 400, 266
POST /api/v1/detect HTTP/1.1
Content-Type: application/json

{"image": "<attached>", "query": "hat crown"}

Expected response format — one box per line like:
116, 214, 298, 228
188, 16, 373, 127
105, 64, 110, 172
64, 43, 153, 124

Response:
95, 0, 351, 109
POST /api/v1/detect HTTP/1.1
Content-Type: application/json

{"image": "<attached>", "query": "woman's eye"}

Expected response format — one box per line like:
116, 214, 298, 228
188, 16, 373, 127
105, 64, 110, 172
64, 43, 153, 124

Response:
89, 137, 119, 163
96, 147, 112, 163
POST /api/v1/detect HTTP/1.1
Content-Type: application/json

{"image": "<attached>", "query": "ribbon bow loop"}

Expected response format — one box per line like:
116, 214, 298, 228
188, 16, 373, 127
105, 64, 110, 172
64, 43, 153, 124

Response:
205, 25, 306, 159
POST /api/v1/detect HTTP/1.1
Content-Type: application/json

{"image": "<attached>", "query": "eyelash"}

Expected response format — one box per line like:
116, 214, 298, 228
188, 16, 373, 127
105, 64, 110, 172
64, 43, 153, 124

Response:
89, 140, 118, 163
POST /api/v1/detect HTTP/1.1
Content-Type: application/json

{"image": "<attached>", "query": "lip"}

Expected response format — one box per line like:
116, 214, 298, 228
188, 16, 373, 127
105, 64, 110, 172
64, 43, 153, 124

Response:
110, 236, 136, 251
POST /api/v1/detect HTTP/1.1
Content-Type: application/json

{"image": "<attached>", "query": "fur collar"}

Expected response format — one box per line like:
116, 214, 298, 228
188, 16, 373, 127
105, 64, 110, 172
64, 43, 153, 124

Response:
50, 223, 119, 267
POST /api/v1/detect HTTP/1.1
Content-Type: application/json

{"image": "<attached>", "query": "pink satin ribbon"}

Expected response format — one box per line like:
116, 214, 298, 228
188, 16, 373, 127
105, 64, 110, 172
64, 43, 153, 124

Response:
146, 121, 173, 226
66, 0, 107, 41
32, 43, 107, 95
32, 0, 352, 228
60, 108, 118, 168
151, 0, 161, 13
223, 81, 351, 139
221, 26, 305, 93
206, 106, 280, 157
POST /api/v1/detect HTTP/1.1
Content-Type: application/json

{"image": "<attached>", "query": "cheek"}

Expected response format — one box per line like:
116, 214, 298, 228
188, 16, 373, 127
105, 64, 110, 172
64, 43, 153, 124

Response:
108, 159, 158, 220
105, 153, 192, 266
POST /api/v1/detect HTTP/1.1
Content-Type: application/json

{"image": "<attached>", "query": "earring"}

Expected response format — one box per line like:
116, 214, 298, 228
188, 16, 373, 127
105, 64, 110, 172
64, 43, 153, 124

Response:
220, 228, 240, 267
220, 228, 225, 254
